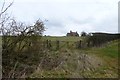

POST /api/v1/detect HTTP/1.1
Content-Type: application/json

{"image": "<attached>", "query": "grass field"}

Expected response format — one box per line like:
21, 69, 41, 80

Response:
1, 36, 119, 78
30, 37, 119, 78
42, 36, 83, 41
84, 40, 119, 78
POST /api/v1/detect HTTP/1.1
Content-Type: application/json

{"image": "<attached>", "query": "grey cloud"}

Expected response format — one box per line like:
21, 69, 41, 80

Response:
45, 19, 64, 27
0, 0, 118, 36
92, 16, 118, 33
68, 17, 95, 25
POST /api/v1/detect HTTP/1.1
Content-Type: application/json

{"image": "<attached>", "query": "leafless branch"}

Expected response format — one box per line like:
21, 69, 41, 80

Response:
1, 0, 5, 12
0, 0, 13, 17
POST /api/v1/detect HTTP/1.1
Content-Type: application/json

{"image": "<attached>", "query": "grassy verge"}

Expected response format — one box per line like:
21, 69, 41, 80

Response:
84, 40, 119, 78
30, 40, 119, 78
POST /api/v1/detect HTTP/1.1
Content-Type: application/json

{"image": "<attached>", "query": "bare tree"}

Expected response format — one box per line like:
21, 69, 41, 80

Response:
0, 0, 13, 35
0, 0, 13, 17
0, 1, 46, 78
0, 0, 13, 79
2, 18, 46, 78
81, 31, 87, 37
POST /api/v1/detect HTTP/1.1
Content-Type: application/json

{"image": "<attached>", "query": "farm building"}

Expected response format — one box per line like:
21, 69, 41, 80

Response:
66, 30, 79, 37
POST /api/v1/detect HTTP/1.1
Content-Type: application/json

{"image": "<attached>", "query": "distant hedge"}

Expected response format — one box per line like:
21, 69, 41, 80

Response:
87, 33, 120, 47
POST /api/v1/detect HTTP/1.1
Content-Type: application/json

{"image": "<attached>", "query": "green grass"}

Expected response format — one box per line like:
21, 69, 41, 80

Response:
31, 39, 119, 78
84, 40, 119, 78
0, 37, 2, 45
42, 36, 82, 41
86, 40, 119, 58
2, 35, 119, 78
100, 43, 118, 58
41, 36, 83, 50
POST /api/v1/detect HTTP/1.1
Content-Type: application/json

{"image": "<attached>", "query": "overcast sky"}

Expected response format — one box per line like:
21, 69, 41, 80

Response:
0, 0, 119, 36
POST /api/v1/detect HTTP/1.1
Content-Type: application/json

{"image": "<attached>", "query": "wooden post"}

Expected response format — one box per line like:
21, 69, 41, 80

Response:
76, 40, 82, 49
43, 40, 46, 48
48, 40, 52, 49
46, 40, 52, 49
56, 40, 59, 50
87, 40, 90, 47
78, 40, 82, 48
46, 40, 49, 48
